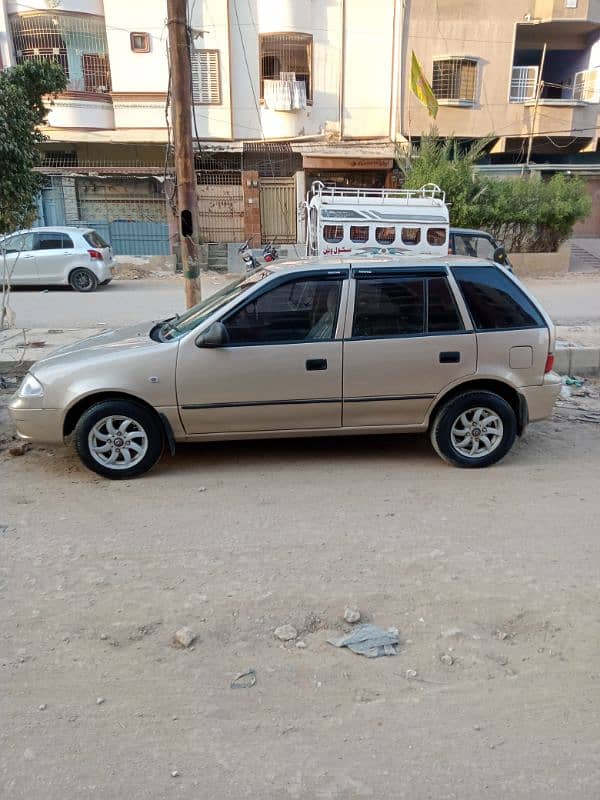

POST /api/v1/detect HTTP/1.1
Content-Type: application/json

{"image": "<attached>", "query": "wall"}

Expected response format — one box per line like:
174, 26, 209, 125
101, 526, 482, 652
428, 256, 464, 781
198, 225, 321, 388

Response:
509, 246, 570, 276
0, 0, 13, 69
45, 97, 115, 129
343, 0, 394, 137
403, 0, 530, 140
7, 0, 105, 14
572, 178, 600, 236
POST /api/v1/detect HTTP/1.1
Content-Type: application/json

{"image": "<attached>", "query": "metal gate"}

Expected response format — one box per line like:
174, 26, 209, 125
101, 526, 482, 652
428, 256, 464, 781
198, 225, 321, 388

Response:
259, 178, 297, 244
197, 171, 244, 243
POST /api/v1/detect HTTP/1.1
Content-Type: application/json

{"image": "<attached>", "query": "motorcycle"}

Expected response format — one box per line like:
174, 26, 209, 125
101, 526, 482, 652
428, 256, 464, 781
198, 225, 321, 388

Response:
238, 237, 278, 271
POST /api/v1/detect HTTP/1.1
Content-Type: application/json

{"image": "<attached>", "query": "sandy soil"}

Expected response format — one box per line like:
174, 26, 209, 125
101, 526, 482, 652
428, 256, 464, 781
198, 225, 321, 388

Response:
1, 383, 600, 799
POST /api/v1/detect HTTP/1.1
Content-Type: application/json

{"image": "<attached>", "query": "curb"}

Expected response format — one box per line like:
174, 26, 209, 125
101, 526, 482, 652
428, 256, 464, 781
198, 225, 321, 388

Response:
555, 345, 600, 378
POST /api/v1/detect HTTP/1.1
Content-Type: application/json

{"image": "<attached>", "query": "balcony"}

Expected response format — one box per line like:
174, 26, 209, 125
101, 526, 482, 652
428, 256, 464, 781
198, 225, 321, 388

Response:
534, 0, 600, 24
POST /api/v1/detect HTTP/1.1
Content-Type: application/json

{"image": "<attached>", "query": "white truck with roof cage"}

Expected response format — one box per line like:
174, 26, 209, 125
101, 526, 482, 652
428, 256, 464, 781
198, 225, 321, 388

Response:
305, 181, 449, 259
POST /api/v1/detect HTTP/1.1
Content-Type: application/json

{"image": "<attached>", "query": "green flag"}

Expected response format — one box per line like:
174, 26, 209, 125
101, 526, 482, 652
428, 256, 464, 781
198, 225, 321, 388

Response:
410, 51, 438, 118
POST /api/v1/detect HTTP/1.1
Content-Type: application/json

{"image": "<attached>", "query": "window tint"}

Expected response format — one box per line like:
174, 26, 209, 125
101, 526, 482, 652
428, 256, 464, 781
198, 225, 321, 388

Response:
323, 225, 343, 243
402, 227, 421, 245
427, 227, 447, 247
353, 278, 424, 338
452, 266, 544, 330
84, 230, 109, 249
34, 232, 72, 251
1, 232, 33, 253
474, 236, 495, 260
376, 226, 395, 244
427, 277, 464, 333
225, 278, 342, 344
350, 225, 369, 243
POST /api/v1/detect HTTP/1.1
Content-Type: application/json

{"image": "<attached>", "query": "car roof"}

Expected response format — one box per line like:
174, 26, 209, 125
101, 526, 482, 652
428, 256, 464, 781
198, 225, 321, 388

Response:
27, 226, 93, 233
266, 254, 495, 274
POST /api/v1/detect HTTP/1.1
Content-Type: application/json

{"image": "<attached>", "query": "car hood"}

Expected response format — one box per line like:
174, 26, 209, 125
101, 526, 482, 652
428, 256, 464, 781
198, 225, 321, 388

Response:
34, 321, 159, 366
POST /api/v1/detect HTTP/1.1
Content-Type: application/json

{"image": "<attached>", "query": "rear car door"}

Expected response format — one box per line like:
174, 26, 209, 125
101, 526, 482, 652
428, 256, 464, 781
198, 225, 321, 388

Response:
342, 268, 477, 427
177, 270, 348, 434
0, 232, 37, 284
33, 231, 75, 283
451, 265, 549, 388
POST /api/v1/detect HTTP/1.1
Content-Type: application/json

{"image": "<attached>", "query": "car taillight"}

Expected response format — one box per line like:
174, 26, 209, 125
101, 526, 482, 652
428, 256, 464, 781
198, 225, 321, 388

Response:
544, 354, 555, 374
88, 249, 103, 260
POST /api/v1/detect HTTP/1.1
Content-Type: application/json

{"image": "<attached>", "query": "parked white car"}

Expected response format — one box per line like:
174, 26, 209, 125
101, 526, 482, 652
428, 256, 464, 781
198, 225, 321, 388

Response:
0, 226, 115, 292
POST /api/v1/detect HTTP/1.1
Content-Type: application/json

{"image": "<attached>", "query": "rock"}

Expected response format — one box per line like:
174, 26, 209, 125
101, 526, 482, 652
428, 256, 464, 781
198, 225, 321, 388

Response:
198, 487, 207, 492
99, 633, 108, 640
274, 624, 298, 641
171, 770, 179, 778
9, 443, 30, 457
173, 626, 196, 648
96, 697, 105, 705
405, 669, 418, 679
440, 653, 454, 666
38, 703, 47, 711
295, 640, 307, 649
343, 607, 361, 624
494, 629, 510, 641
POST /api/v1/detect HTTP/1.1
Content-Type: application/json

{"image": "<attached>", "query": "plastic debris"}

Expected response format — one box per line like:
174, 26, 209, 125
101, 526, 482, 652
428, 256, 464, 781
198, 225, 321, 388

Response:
562, 376, 584, 387
230, 669, 256, 689
327, 623, 399, 658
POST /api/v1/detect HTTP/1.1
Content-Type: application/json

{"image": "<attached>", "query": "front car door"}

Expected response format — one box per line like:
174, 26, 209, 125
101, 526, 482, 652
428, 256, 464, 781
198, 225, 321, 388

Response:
0, 232, 37, 285
177, 270, 348, 435
342, 268, 477, 427
33, 231, 75, 284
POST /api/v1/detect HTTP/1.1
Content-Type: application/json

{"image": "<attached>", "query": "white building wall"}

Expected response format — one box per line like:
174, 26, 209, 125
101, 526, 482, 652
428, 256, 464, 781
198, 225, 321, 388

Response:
7, 0, 105, 14
1, 0, 13, 69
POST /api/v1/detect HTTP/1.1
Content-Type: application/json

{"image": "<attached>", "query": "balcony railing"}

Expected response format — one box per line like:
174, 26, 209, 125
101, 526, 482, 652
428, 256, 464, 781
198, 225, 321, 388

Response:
510, 65, 600, 104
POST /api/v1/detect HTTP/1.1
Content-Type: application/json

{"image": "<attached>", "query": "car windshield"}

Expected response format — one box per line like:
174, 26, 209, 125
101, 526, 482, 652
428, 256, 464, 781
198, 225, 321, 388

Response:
160, 267, 273, 340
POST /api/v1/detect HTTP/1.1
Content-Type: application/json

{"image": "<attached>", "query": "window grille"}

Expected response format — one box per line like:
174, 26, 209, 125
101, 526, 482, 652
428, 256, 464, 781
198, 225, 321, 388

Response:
10, 12, 112, 94
260, 33, 312, 103
510, 66, 538, 102
432, 57, 477, 103
574, 68, 600, 102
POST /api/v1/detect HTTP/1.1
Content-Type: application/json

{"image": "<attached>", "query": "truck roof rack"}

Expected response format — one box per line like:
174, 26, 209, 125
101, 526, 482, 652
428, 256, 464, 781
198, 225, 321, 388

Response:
309, 181, 446, 205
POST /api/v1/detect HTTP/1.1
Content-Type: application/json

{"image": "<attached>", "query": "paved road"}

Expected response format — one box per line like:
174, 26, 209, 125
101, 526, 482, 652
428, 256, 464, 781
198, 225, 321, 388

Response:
2, 391, 600, 798
7, 273, 600, 329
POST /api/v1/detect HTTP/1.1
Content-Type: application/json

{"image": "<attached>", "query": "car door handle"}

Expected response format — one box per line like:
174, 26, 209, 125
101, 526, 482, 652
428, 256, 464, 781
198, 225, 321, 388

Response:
439, 351, 460, 364
306, 358, 327, 371
22, 254, 35, 259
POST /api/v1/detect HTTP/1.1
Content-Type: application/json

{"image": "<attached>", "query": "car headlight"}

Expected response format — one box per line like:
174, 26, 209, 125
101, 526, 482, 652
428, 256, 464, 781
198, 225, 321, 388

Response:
18, 374, 44, 398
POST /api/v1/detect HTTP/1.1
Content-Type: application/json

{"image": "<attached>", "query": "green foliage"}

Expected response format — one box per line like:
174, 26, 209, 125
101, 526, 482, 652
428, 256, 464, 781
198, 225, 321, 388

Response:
0, 62, 67, 235
399, 130, 592, 252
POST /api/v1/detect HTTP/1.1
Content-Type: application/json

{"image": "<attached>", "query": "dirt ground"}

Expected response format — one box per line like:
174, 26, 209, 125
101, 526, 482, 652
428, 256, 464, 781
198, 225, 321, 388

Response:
1, 382, 600, 799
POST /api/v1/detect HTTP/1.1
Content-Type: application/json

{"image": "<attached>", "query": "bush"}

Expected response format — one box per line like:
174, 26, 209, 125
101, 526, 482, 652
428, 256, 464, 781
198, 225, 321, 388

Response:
399, 131, 592, 252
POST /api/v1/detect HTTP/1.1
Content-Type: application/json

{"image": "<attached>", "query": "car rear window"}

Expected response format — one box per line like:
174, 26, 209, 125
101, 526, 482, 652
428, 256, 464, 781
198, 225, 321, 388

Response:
84, 230, 110, 249
451, 266, 544, 330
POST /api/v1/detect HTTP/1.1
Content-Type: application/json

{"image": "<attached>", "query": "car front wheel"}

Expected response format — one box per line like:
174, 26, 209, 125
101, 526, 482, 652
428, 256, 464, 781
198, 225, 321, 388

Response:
74, 399, 164, 479
69, 268, 98, 292
430, 390, 517, 468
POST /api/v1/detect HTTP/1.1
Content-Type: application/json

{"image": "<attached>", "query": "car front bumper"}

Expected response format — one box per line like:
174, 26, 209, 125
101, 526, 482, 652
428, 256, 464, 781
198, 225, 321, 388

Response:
518, 373, 562, 423
8, 399, 64, 444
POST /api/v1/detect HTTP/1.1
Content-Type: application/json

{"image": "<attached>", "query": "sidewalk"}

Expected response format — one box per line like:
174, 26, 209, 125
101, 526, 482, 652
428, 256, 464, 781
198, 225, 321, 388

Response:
2, 322, 600, 376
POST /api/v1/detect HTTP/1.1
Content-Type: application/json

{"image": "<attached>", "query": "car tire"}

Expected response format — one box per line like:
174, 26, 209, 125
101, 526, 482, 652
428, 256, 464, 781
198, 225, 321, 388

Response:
74, 399, 164, 479
69, 268, 98, 293
99, 279, 112, 286
430, 390, 517, 468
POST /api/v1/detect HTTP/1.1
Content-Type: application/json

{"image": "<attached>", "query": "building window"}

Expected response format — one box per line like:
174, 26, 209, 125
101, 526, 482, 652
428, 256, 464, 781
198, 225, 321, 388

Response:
260, 33, 312, 104
432, 57, 478, 105
510, 66, 538, 102
130, 32, 150, 53
9, 11, 111, 94
191, 49, 221, 104
574, 68, 600, 102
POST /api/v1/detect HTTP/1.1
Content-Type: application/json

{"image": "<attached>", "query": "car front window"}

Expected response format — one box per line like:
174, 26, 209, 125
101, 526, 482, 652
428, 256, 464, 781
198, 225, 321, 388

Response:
160, 267, 274, 340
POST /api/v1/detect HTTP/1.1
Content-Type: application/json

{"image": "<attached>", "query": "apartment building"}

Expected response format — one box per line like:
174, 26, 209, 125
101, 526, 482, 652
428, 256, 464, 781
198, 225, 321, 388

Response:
1, 0, 599, 259
0, 0, 402, 261
403, 0, 600, 239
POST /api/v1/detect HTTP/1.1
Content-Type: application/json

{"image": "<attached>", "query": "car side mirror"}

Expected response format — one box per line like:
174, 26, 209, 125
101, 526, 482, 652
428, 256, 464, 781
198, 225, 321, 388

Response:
493, 246, 508, 265
195, 321, 229, 348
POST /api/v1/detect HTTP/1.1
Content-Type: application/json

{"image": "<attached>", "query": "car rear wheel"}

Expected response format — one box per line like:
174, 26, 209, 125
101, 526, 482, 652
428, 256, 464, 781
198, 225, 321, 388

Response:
69, 268, 98, 292
430, 390, 517, 468
74, 399, 164, 479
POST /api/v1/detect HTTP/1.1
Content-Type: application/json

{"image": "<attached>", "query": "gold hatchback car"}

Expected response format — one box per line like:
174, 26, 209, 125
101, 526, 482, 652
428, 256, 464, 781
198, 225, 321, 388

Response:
9, 256, 561, 479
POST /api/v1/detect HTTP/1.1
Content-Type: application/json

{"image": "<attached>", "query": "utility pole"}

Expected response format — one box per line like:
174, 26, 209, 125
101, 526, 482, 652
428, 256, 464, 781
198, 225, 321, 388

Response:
525, 42, 547, 173
167, 0, 201, 308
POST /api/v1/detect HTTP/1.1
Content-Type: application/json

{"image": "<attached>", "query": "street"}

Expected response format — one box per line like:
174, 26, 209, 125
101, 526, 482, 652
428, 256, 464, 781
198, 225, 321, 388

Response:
7, 272, 600, 329
1, 390, 600, 798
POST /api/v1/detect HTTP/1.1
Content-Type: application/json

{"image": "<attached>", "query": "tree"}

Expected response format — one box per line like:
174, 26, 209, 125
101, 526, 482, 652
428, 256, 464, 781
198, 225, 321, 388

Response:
0, 61, 66, 328
399, 130, 591, 253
